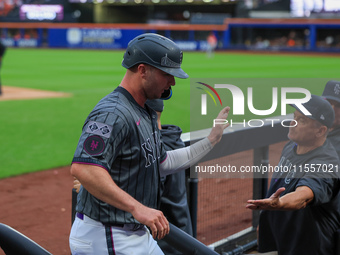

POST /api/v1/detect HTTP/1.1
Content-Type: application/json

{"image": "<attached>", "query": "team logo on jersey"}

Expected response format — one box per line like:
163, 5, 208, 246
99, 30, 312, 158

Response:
84, 135, 105, 155
277, 156, 294, 184
284, 168, 295, 185
141, 131, 161, 168
142, 138, 156, 167
86, 121, 112, 138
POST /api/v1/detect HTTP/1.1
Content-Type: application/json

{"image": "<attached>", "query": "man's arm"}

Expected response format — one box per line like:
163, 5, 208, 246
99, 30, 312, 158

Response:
71, 163, 169, 239
159, 106, 230, 176
246, 186, 314, 211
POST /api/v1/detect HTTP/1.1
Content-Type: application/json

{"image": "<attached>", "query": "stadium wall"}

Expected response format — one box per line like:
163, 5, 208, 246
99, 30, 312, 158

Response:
1, 19, 340, 52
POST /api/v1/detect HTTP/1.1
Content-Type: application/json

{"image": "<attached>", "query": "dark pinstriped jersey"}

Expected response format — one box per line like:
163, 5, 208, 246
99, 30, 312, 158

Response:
72, 86, 167, 225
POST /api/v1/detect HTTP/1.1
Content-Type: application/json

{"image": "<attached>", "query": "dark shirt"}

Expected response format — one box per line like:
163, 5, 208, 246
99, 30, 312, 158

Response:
258, 140, 340, 255
328, 127, 340, 159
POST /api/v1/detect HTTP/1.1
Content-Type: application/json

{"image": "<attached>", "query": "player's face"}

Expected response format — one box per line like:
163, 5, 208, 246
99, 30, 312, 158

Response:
288, 110, 322, 146
145, 66, 175, 99
327, 99, 340, 128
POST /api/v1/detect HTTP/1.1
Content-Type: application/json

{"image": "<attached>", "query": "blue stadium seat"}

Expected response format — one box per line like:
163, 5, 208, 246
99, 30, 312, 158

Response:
0, 223, 52, 255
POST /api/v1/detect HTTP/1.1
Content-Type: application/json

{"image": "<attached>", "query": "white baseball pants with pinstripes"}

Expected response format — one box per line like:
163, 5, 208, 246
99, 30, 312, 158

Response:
69, 214, 164, 255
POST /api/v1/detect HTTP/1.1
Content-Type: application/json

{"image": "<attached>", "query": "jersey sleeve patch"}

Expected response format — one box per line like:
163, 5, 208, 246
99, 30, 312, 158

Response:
84, 135, 105, 155
86, 121, 113, 138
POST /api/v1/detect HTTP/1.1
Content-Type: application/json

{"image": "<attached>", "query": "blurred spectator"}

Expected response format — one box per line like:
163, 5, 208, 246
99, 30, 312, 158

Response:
335, 35, 340, 48
287, 30, 297, 47
254, 36, 269, 49
206, 32, 217, 58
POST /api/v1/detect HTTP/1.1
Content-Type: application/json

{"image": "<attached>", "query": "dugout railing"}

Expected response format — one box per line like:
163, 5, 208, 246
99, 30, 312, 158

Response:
71, 115, 290, 254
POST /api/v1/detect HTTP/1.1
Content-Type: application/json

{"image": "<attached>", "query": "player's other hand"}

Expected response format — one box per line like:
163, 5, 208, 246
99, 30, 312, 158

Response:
132, 204, 169, 239
73, 178, 81, 193
208, 106, 230, 146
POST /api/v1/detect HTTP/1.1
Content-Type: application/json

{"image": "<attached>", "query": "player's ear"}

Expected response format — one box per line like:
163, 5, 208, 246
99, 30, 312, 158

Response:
316, 125, 328, 138
137, 64, 147, 77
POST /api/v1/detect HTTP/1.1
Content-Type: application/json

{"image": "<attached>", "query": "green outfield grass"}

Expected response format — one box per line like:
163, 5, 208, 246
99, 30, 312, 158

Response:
0, 48, 339, 178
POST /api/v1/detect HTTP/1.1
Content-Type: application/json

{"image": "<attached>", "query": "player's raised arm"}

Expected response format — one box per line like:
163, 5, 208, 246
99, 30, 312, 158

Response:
159, 106, 230, 176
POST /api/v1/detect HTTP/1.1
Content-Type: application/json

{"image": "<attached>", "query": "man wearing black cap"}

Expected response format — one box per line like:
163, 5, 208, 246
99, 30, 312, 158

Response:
246, 95, 340, 255
322, 80, 340, 158
69, 33, 230, 255
146, 99, 193, 255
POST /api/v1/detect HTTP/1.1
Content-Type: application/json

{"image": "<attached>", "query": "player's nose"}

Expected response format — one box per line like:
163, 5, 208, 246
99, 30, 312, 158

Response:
290, 119, 297, 127
169, 76, 175, 86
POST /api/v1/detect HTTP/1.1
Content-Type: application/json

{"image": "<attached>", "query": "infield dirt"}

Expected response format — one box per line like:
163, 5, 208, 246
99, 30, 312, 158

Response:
0, 86, 70, 101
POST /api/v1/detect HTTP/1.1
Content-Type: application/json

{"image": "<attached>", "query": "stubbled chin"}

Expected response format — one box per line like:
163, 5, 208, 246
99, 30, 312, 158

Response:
287, 132, 294, 140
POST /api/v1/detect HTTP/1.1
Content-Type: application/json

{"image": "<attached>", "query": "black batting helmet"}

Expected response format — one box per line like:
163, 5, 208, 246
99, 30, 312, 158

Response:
122, 33, 189, 79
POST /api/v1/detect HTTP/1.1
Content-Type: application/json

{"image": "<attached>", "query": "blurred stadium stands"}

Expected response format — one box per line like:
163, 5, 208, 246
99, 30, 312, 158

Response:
1, 0, 340, 52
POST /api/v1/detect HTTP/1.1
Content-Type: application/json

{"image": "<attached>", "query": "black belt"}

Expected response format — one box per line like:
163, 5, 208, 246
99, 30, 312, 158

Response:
76, 212, 143, 230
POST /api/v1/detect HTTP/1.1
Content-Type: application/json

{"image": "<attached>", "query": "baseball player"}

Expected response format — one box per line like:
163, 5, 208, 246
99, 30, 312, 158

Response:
72, 99, 193, 255
206, 32, 217, 58
69, 33, 230, 255
322, 80, 340, 158
146, 99, 193, 255
246, 95, 340, 255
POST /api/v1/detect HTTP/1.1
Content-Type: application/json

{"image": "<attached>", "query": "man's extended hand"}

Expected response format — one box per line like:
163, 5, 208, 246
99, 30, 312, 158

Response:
208, 106, 230, 146
246, 187, 286, 211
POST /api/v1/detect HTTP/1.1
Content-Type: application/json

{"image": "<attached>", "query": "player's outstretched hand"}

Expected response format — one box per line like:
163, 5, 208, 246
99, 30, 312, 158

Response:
132, 204, 170, 239
246, 187, 285, 211
207, 106, 230, 146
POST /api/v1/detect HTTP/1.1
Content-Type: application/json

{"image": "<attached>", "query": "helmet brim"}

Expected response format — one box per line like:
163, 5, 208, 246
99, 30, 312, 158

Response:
122, 61, 189, 79
158, 66, 189, 79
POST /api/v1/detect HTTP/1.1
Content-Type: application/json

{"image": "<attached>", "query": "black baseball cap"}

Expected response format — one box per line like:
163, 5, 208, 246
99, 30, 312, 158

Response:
322, 80, 340, 104
146, 99, 164, 113
291, 94, 334, 128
